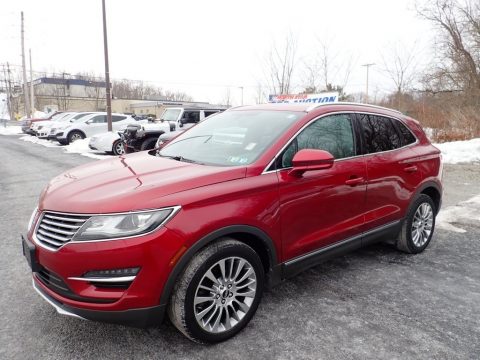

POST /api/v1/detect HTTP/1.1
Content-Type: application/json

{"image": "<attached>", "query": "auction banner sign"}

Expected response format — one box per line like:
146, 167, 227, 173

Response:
268, 92, 339, 104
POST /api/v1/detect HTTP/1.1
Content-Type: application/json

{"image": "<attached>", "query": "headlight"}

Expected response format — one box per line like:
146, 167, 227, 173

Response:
27, 206, 38, 231
72, 207, 180, 241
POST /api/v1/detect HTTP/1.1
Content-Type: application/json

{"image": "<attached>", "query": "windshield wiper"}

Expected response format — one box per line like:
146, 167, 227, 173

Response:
157, 153, 204, 164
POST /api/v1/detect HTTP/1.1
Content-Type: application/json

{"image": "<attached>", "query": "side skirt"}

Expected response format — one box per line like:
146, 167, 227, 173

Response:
282, 220, 402, 279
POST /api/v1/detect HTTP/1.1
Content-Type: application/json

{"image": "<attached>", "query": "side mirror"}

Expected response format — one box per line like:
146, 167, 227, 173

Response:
86, 119, 92, 124
289, 149, 334, 177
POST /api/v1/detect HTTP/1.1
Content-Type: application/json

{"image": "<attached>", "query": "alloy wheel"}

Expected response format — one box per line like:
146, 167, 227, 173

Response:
411, 202, 434, 247
194, 256, 257, 334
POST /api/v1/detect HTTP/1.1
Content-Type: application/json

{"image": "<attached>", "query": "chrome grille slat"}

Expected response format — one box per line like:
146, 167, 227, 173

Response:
37, 228, 70, 242
39, 223, 76, 236
43, 214, 90, 223
35, 212, 90, 249
36, 233, 64, 247
42, 218, 82, 229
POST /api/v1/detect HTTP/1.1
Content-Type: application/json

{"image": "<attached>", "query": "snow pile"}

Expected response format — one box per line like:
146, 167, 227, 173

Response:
0, 125, 22, 135
20, 135, 60, 147
436, 195, 480, 233
434, 138, 480, 164
64, 138, 111, 160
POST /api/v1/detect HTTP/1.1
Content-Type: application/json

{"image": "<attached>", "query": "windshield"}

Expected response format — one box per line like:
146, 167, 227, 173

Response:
161, 109, 182, 121
70, 112, 94, 122
158, 110, 302, 166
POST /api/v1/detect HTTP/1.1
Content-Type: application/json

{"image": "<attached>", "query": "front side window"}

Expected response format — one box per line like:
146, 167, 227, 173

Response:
359, 114, 401, 153
278, 114, 355, 169
182, 111, 200, 124
159, 110, 302, 166
161, 109, 182, 121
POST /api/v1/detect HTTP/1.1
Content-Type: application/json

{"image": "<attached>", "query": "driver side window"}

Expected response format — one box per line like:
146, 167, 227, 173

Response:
277, 114, 355, 169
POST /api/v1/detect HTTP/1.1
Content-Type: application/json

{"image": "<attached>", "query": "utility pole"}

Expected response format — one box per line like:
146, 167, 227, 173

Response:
102, 0, 112, 131
362, 63, 375, 103
21, 11, 31, 118
29, 49, 34, 113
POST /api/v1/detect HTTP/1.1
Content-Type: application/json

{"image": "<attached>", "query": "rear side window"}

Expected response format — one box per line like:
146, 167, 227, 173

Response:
359, 114, 401, 153
90, 115, 106, 123
205, 111, 219, 117
394, 120, 416, 146
112, 115, 127, 122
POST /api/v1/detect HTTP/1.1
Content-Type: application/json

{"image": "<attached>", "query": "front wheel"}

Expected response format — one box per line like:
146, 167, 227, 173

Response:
112, 139, 125, 155
67, 130, 85, 144
168, 239, 264, 343
396, 194, 436, 254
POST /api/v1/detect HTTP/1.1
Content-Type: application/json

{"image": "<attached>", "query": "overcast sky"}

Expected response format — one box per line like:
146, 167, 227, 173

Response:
0, 0, 434, 106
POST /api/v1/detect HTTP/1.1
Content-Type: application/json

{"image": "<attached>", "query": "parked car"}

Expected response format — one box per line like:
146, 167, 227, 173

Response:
52, 113, 137, 145
30, 112, 77, 136
37, 112, 95, 139
21, 112, 63, 135
88, 120, 149, 155
123, 107, 224, 153
23, 102, 442, 343
155, 112, 221, 149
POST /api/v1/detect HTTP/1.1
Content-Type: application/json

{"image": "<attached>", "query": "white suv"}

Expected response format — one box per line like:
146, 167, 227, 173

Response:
53, 113, 137, 145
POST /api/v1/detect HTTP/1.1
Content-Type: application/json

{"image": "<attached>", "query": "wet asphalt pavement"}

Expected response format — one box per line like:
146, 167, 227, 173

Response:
1, 134, 479, 359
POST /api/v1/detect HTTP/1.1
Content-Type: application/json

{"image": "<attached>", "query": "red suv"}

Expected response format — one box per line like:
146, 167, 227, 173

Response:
23, 103, 442, 343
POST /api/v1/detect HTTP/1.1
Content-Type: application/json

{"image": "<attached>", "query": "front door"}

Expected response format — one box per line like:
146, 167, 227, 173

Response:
276, 113, 367, 261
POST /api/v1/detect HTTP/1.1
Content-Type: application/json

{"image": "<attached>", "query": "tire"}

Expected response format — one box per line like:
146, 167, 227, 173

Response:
396, 194, 436, 254
168, 239, 264, 343
67, 130, 85, 144
112, 139, 125, 155
140, 137, 158, 151
57, 139, 68, 145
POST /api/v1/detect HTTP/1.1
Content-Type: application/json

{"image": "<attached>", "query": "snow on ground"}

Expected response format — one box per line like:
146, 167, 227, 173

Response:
436, 194, 480, 233
434, 138, 480, 164
64, 138, 111, 160
0, 125, 22, 135
20, 135, 61, 147
20, 135, 112, 159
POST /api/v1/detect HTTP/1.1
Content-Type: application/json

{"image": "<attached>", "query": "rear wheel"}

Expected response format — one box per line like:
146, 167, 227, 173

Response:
396, 194, 436, 254
67, 130, 85, 144
168, 239, 264, 343
112, 139, 125, 155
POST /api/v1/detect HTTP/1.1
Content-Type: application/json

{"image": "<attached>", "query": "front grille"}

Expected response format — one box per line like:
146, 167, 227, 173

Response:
35, 212, 90, 249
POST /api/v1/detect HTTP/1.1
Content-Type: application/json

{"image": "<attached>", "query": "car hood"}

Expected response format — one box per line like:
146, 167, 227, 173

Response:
40, 152, 247, 213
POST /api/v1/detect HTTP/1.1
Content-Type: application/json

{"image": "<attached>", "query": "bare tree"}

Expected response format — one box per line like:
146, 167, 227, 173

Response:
380, 41, 419, 94
301, 37, 355, 98
417, 0, 480, 95
221, 87, 231, 106
265, 33, 298, 95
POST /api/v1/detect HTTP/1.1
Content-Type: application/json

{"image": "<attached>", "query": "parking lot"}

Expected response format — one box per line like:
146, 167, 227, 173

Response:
1, 133, 479, 359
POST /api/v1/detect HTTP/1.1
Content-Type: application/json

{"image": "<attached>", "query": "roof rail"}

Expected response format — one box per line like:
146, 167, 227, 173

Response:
306, 102, 403, 115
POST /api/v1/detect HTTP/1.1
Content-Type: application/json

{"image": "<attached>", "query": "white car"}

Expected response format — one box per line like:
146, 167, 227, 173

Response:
88, 120, 148, 155
53, 113, 137, 145
30, 112, 75, 136
38, 112, 94, 138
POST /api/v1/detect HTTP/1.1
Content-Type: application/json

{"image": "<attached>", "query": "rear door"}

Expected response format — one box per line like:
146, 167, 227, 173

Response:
357, 113, 422, 232
277, 113, 367, 261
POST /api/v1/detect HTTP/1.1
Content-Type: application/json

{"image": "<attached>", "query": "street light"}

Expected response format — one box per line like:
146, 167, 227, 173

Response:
362, 63, 375, 103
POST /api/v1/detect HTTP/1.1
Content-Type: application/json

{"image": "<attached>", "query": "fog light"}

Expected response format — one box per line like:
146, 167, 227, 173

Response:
84, 267, 140, 278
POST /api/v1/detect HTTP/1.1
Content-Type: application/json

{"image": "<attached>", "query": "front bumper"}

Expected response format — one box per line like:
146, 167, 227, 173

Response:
33, 279, 165, 327
23, 223, 184, 327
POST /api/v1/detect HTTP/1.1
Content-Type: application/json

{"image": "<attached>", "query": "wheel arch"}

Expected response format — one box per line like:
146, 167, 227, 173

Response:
159, 225, 280, 308
414, 180, 442, 214
67, 129, 86, 141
